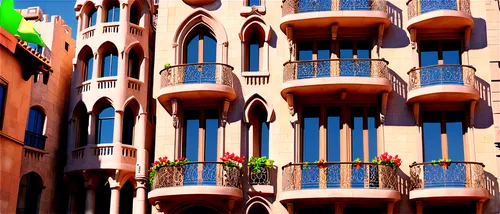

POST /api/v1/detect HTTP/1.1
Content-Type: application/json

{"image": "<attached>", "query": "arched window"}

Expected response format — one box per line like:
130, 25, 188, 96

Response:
16, 172, 43, 214
25, 107, 46, 150
83, 53, 94, 81
248, 204, 269, 214
129, 3, 140, 25
122, 106, 135, 145
101, 50, 118, 77
184, 25, 217, 83
87, 8, 97, 28
74, 102, 88, 148
247, 32, 261, 72
105, 2, 120, 22
127, 50, 140, 79
119, 181, 134, 214
96, 106, 115, 144
249, 103, 269, 158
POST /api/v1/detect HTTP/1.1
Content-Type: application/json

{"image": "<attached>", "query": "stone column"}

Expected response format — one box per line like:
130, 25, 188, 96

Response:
134, 179, 148, 214
96, 5, 104, 24
84, 185, 95, 214
109, 186, 121, 214
113, 110, 123, 143
134, 113, 149, 214
120, 2, 129, 26
87, 112, 95, 145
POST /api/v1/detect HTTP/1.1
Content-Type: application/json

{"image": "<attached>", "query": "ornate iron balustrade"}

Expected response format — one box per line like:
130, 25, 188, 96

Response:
24, 131, 47, 150
283, 58, 389, 82
407, 0, 471, 19
249, 167, 271, 185
282, 162, 399, 191
409, 162, 485, 190
282, 0, 387, 16
151, 162, 241, 190
160, 63, 234, 88
407, 64, 476, 91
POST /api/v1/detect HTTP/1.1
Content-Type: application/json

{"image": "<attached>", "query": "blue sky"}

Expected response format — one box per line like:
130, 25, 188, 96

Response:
3, 0, 78, 39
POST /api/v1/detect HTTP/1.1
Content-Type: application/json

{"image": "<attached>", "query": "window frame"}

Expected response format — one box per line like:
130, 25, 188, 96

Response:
96, 106, 115, 144
183, 26, 217, 64
105, 3, 120, 23
87, 8, 97, 28
246, 31, 263, 72
100, 50, 119, 77
83, 54, 94, 81
418, 39, 463, 67
182, 108, 220, 162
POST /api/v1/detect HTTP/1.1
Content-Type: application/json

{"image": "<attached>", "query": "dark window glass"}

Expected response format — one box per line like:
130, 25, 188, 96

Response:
420, 40, 439, 67
205, 109, 218, 161
357, 40, 371, 59
88, 8, 97, 27
122, 106, 135, 145
0, 84, 7, 130
84, 55, 93, 81
130, 4, 140, 25
101, 51, 118, 77
339, 41, 354, 58
248, 32, 260, 72
106, 4, 120, 22
25, 107, 46, 149
128, 51, 140, 79
442, 40, 461, 65
184, 110, 200, 161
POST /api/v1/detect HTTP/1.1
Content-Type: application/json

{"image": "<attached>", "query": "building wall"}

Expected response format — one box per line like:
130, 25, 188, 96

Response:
18, 12, 76, 214
0, 27, 35, 214
152, 0, 500, 213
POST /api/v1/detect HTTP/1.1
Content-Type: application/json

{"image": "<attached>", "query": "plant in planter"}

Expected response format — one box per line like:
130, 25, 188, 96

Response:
220, 152, 245, 169
248, 156, 274, 173
164, 63, 171, 70
353, 158, 363, 169
371, 152, 402, 169
432, 158, 452, 169
314, 159, 328, 169
149, 156, 189, 187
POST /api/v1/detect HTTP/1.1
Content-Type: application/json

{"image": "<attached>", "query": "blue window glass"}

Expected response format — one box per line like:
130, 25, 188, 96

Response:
302, 106, 320, 189
122, 106, 135, 145
351, 107, 364, 188
96, 106, 115, 144
356, 40, 371, 77
248, 32, 260, 72
184, 28, 217, 84
101, 51, 118, 77
422, 111, 443, 188
184, 110, 200, 162
297, 41, 313, 79
326, 107, 341, 188
204, 110, 218, 162
420, 40, 439, 67
88, 8, 97, 27
25, 108, 46, 149
106, 5, 120, 22
186, 33, 199, 64
85, 56, 93, 81
28, 43, 42, 53
339, 41, 354, 76
248, 0, 261, 6
368, 107, 377, 160
317, 40, 330, 77
442, 40, 463, 85
203, 34, 217, 63
445, 112, 465, 187
260, 121, 269, 158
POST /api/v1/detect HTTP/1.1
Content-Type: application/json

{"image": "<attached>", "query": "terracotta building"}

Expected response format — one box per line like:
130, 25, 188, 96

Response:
0, 19, 56, 214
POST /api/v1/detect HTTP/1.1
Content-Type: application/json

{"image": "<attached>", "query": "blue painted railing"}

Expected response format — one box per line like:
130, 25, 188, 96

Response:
407, 64, 476, 90
283, 0, 387, 16
410, 162, 485, 189
160, 63, 234, 88
407, 0, 471, 19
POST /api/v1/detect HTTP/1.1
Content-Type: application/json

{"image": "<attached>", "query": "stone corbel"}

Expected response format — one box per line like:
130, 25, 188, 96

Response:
377, 24, 385, 55
380, 91, 388, 124
108, 169, 122, 190
228, 200, 235, 213
412, 103, 420, 126
172, 43, 178, 49
340, 91, 347, 100
221, 99, 230, 127
470, 100, 477, 127
154, 201, 165, 213
171, 99, 179, 128
94, 52, 98, 59
286, 26, 294, 60
223, 41, 229, 47
331, 24, 339, 40
286, 94, 298, 125
287, 203, 294, 214
410, 29, 417, 49
334, 202, 345, 214
464, 26, 472, 51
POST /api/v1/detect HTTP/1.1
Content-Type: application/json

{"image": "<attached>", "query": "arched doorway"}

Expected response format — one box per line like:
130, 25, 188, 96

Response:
248, 203, 269, 214
16, 172, 43, 214
95, 181, 111, 213
180, 205, 219, 214
119, 181, 134, 214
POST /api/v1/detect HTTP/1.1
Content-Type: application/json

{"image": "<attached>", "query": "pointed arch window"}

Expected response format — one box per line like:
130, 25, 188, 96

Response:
25, 107, 46, 150
75, 104, 88, 147
128, 50, 140, 79
16, 173, 43, 214
240, 18, 271, 77
122, 106, 135, 145
83, 54, 94, 81
129, 3, 140, 25
101, 50, 119, 77
247, 32, 262, 72
184, 25, 217, 83
96, 106, 115, 144
105, 3, 120, 22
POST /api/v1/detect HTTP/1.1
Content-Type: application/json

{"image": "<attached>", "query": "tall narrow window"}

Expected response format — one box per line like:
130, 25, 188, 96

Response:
249, 103, 269, 158
350, 106, 378, 188
297, 41, 313, 79
77, 104, 88, 147
326, 107, 341, 188
128, 51, 140, 79
419, 40, 462, 86
296, 40, 331, 78
101, 50, 118, 77
340, 40, 371, 76
248, 32, 261, 72
248, 0, 261, 6
106, 3, 120, 22
122, 106, 135, 145
0, 83, 7, 130
87, 8, 97, 28
129, 3, 140, 25
25, 107, 46, 150
96, 106, 115, 144
184, 26, 217, 84
83, 54, 94, 81
301, 106, 320, 189
119, 182, 134, 214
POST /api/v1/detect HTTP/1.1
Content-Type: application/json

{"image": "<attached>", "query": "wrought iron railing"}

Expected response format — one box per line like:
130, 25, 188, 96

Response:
249, 167, 271, 185
24, 131, 47, 150
160, 63, 234, 88
282, 162, 399, 191
407, 0, 471, 19
409, 162, 485, 190
151, 162, 241, 190
283, 58, 389, 82
407, 64, 476, 90
282, 0, 387, 16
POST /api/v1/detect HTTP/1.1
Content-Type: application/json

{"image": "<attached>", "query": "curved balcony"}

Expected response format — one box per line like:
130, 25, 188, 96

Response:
280, 0, 390, 32
281, 59, 391, 98
148, 162, 243, 204
65, 143, 137, 173
158, 63, 236, 111
248, 167, 275, 195
409, 162, 488, 202
407, 64, 478, 104
406, 0, 473, 31
280, 162, 400, 204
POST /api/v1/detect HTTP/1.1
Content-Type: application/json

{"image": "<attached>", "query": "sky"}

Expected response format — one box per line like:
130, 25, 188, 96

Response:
2, 0, 78, 39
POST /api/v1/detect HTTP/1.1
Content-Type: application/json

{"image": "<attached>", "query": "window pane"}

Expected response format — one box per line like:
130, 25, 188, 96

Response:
27, 109, 44, 134
203, 34, 217, 63
184, 110, 200, 162
350, 107, 364, 160
122, 107, 134, 145
297, 41, 313, 79
339, 41, 354, 58
113, 6, 120, 22
102, 55, 110, 77
186, 34, 199, 64
356, 40, 371, 59
261, 121, 269, 158
317, 40, 331, 77
446, 112, 464, 161
248, 0, 261, 6
419, 40, 438, 67
97, 107, 114, 144
107, 7, 113, 22
367, 107, 377, 160
86, 57, 93, 81
130, 5, 139, 24
326, 107, 340, 162
205, 109, 218, 162
89, 9, 97, 27
302, 106, 320, 162
111, 54, 118, 76
248, 32, 260, 72
442, 40, 461, 64
422, 112, 442, 162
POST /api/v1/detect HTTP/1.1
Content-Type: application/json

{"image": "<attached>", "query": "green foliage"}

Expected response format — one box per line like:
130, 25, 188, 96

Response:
354, 158, 362, 163
148, 157, 189, 188
164, 63, 171, 69
248, 156, 274, 173
431, 158, 451, 166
